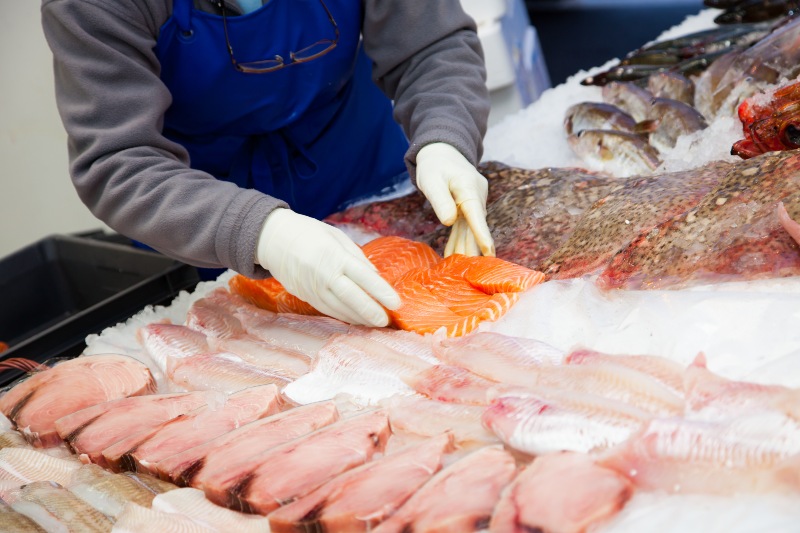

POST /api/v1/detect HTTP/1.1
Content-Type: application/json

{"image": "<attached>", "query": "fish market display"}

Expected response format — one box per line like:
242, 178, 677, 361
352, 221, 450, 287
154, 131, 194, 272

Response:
0, 354, 156, 448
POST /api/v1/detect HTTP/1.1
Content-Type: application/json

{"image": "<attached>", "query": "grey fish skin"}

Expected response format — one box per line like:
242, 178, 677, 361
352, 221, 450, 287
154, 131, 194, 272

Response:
602, 82, 654, 122
642, 97, 709, 153
567, 129, 662, 177
564, 102, 637, 135
647, 71, 695, 106
0, 501, 45, 533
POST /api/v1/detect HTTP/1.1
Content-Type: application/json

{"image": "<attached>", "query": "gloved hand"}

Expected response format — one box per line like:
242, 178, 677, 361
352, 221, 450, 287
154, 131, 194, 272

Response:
256, 208, 401, 327
415, 142, 495, 257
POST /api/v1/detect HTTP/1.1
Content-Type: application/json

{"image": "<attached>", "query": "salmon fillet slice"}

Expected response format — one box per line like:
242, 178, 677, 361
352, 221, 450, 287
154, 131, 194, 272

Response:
229, 276, 320, 316
361, 235, 442, 284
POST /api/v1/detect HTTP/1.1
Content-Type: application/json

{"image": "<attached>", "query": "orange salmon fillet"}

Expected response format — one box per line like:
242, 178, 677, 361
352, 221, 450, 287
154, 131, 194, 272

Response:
361, 235, 442, 284
229, 237, 543, 337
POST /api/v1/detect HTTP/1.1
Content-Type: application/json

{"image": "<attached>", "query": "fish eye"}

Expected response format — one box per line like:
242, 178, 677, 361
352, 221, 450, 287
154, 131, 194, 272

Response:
784, 124, 800, 147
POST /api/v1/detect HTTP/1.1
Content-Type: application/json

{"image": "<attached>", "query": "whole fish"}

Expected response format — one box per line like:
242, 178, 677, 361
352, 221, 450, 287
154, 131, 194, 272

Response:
640, 97, 709, 153
563, 102, 637, 135
599, 150, 800, 289
647, 71, 695, 106
715, 0, 800, 24
567, 129, 661, 177
602, 81, 654, 122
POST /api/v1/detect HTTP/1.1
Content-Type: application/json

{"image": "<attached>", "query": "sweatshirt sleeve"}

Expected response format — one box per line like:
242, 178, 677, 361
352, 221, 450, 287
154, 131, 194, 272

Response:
41, 0, 285, 278
361, 0, 491, 182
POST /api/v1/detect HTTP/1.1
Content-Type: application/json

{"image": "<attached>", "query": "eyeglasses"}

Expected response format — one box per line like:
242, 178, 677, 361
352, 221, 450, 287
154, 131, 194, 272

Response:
217, 0, 339, 74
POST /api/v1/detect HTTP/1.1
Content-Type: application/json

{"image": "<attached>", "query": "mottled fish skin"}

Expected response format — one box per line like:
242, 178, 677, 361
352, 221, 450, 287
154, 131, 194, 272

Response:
563, 102, 637, 135
541, 160, 730, 279
599, 150, 800, 290
567, 129, 662, 177
647, 71, 695, 106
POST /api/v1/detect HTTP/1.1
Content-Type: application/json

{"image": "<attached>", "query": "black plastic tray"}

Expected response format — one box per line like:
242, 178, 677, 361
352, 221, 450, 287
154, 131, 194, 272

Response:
0, 234, 200, 386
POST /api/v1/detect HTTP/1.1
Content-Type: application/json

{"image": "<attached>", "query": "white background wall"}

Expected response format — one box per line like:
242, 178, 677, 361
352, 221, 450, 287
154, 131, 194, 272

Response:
0, 2, 106, 259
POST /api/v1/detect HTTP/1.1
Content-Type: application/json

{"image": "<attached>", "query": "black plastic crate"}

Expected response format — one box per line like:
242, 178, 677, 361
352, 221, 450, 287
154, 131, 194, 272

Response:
0, 234, 200, 386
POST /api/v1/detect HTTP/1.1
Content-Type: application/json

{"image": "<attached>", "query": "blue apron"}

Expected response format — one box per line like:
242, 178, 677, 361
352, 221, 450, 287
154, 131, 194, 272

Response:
154, 0, 409, 220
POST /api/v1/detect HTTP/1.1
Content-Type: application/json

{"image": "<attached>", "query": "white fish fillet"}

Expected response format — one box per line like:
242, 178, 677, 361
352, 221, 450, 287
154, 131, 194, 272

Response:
14, 481, 114, 533
235, 311, 349, 358
137, 323, 209, 374
113, 502, 215, 533
483, 390, 650, 455
597, 411, 800, 495
68, 465, 160, 518
184, 299, 246, 339
0, 448, 80, 486
207, 334, 310, 377
284, 334, 432, 405
382, 395, 497, 446
152, 488, 270, 532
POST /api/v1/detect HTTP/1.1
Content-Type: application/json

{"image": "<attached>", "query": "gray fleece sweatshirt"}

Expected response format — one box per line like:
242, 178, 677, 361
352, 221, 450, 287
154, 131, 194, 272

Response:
40, 0, 490, 277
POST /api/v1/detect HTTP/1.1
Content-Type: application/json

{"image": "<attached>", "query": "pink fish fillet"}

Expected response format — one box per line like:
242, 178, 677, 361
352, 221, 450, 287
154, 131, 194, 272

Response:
167, 352, 291, 393
197, 410, 391, 515
0, 354, 156, 448
268, 433, 454, 533
136, 323, 210, 372
101, 384, 281, 474
684, 353, 800, 420
489, 452, 632, 533
235, 311, 350, 358
184, 298, 246, 339
405, 365, 499, 405
55, 392, 211, 468
207, 335, 311, 377
383, 396, 497, 446
596, 413, 800, 495
374, 446, 517, 533
155, 401, 339, 485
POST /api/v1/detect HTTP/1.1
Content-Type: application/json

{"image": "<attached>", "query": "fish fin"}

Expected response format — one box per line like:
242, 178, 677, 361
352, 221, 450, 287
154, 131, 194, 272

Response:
633, 120, 658, 134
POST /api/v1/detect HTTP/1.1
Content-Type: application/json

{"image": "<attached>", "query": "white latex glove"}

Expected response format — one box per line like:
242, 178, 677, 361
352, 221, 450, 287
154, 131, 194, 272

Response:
415, 142, 495, 257
255, 208, 401, 327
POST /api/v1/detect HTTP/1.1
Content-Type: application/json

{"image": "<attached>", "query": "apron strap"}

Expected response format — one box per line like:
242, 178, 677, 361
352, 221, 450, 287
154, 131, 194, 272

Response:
173, 0, 194, 35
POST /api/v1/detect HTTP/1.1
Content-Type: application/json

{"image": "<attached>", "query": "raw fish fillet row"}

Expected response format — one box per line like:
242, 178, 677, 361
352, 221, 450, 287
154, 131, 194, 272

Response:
483, 389, 651, 455
155, 401, 339, 486
489, 452, 633, 533
207, 335, 310, 377
166, 352, 292, 393
374, 446, 517, 533
101, 385, 281, 474
268, 433, 454, 532
0, 354, 156, 448
55, 392, 212, 467
596, 412, 800, 495
196, 410, 391, 514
